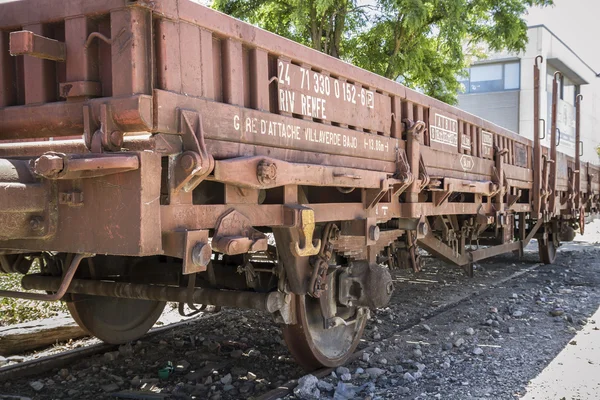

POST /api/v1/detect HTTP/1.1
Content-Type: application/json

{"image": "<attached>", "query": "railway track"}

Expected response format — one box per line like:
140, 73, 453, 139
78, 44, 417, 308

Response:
0, 316, 217, 383
256, 262, 544, 400
1, 259, 545, 399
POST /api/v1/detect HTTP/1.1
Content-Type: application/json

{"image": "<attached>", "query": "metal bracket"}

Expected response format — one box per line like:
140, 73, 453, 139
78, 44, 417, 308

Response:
212, 209, 268, 255
507, 190, 521, 208
566, 167, 579, 208
183, 230, 212, 274
365, 175, 413, 210
82, 104, 124, 153
419, 155, 430, 191
34, 152, 139, 180
171, 110, 215, 194
433, 190, 452, 207
392, 147, 414, 197
9, 30, 65, 61
365, 179, 389, 210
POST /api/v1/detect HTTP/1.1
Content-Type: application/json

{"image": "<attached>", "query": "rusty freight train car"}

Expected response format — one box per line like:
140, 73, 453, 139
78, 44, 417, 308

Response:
0, 0, 598, 369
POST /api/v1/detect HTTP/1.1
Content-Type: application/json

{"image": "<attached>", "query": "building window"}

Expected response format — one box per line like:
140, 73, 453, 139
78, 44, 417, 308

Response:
504, 63, 520, 90
460, 61, 521, 94
546, 66, 578, 106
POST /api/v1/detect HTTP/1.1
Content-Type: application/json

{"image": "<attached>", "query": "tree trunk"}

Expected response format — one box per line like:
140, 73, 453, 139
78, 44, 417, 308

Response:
310, 1, 321, 52
384, 36, 402, 79
330, 5, 346, 58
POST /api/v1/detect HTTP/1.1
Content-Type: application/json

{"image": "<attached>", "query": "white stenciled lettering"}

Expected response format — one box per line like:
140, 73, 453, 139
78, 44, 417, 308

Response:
343, 135, 357, 149
300, 67, 310, 89
245, 117, 258, 135
300, 94, 327, 119
366, 92, 374, 109
481, 131, 494, 157
262, 120, 301, 141
260, 119, 266, 135
430, 113, 458, 146
232, 116, 389, 154
363, 137, 386, 152
304, 127, 344, 147
278, 88, 296, 113
277, 60, 290, 85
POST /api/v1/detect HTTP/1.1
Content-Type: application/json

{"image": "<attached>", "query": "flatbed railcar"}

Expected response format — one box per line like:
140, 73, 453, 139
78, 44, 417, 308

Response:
0, 0, 598, 370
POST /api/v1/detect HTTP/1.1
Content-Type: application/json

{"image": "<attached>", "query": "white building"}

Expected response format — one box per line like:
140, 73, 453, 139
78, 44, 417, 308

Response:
457, 25, 600, 164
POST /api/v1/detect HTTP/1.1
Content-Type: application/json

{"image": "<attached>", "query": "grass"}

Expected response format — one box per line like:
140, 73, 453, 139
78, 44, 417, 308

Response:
0, 271, 68, 326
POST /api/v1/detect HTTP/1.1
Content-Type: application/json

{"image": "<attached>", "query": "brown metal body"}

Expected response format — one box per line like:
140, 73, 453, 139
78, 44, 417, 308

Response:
0, 0, 598, 294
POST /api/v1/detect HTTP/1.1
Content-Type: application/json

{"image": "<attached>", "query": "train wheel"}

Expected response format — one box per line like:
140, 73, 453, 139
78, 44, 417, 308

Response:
67, 295, 166, 344
65, 256, 168, 344
282, 294, 367, 370
538, 232, 558, 265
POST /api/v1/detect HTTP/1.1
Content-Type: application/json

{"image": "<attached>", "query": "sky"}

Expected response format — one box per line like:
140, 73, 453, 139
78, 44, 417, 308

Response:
525, 0, 600, 72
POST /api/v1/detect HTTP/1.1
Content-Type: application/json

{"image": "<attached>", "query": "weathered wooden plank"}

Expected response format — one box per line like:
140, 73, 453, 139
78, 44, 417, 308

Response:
0, 316, 86, 356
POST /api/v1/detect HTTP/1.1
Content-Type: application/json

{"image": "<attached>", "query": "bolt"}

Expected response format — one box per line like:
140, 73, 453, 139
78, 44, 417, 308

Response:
191, 242, 212, 267
29, 217, 44, 232
257, 160, 277, 184
369, 225, 380, 241
34, 154, 64, 177
109, 131, 123, 148
180, 153, 196, 171
416, 222, 428, 238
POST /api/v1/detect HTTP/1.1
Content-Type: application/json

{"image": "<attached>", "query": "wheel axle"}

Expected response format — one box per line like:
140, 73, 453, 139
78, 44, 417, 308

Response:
21, 274, 285, 313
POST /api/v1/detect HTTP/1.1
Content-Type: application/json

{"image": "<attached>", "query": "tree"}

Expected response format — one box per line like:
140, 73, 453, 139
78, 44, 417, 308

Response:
212, 0, 363, 58
213, 0, 552, 104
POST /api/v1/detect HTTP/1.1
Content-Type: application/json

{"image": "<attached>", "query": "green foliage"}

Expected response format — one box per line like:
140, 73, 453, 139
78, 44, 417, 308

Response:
0, 272, 67, 326
214, 0, 364, 58
213, 0, 552, 104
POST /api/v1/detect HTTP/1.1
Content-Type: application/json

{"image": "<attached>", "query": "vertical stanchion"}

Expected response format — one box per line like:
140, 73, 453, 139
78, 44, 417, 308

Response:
575, 94, 583, 210
549, 71, 562, 216
533, 56, 543, 218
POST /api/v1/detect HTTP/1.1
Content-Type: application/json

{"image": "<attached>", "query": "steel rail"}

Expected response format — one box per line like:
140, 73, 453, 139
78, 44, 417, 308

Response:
0, 314, 221, 382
